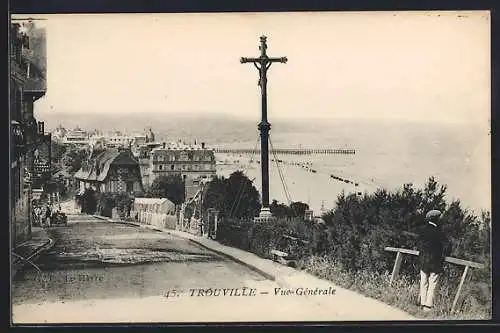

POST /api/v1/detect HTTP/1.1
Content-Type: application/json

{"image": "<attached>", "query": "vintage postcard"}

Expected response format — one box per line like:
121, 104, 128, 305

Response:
10, 11, 491, 324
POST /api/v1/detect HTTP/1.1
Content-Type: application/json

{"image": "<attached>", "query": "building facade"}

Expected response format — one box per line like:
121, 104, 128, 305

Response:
63, 127, 90, 145
52, 124, 67, 141
10, 20, 47, 247
137, 142, 217, 190
74, 148, 143, 194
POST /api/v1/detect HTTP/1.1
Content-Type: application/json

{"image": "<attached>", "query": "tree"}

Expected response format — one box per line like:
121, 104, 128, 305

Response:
51, 140, 67, 165
289, 201, 309, 218
226, 171, 261, 218
203, 171, 261, 219
270, 199, 289, 218
321, 177, 491, 276
269, 200, 309, 219
148, 174, 185, 205
80, 188, 97, 214
96, 193, 115, 217
202, 176, 228, 214
62, 146, 88, 174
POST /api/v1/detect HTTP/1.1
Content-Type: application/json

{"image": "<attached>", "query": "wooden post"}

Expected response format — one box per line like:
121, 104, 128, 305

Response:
389, 251, 403, 286
451, 265, 470, 313
214, 210, 219, 238
384, 247, 484, 312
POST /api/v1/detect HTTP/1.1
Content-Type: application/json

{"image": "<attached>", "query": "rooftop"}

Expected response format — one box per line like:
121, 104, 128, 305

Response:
74, 148, 139, 181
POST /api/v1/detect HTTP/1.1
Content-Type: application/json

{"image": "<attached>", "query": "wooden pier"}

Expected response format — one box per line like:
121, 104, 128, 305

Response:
214, 148, 356, 155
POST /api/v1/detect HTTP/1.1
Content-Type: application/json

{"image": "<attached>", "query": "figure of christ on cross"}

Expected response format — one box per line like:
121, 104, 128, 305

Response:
240, 36, 287, 219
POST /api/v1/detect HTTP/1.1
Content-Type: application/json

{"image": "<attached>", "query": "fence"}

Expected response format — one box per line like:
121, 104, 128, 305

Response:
385, 246, 485, 313
131, 210, 177, 230
177, 215, 202, 235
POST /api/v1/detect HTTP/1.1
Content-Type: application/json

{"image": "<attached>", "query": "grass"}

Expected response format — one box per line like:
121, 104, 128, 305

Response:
296, 255, 491, 320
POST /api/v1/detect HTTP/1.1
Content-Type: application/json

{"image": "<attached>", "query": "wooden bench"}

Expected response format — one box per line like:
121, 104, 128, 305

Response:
271, 234, 311, 266
270, 249, 289, 264
385, 246, 485, 313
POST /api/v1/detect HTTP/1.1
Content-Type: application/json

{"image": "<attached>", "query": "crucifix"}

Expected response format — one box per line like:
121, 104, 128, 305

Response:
240, 36, 287, 219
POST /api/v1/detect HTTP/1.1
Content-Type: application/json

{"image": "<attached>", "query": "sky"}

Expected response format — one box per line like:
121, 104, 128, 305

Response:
13, 11, 490, 125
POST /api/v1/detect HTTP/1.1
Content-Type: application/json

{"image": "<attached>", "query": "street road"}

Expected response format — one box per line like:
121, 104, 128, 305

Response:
12, 210, 415, 323
11, 214, 335, 323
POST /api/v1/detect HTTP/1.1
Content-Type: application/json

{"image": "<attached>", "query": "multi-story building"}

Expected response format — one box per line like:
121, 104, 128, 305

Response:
63, 127, 90, 145
10, 20, 48, 246
138, 141, 217, 192
86, 131, 148, 150
52, 125, 67, 141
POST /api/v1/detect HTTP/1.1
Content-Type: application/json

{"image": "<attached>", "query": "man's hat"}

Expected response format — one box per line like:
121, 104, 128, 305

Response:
425, 210, 442, 222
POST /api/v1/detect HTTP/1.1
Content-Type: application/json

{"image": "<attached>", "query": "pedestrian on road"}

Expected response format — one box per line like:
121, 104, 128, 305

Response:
45, 204, 52, 227
32, 207, 38, 227
417, 209, 450, 312
36, 206, 42, 226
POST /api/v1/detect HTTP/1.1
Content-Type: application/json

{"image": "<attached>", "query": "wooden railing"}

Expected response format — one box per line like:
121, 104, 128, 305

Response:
385, 246, 486, 313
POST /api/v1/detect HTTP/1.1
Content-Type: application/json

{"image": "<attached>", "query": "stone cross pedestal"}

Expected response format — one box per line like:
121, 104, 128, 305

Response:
254, 207, 276, 223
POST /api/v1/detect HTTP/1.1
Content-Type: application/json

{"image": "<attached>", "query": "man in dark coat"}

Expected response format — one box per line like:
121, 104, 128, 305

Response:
417, 209, 450, 312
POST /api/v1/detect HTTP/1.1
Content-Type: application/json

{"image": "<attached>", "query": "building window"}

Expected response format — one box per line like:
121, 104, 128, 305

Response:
126, 181, 134, 192
159, 165, 163, 170
171, 164, 174, 170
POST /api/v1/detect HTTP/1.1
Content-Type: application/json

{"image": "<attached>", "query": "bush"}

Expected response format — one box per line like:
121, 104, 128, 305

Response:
147, 174, 185, 205
215, 216, 318, 259
321, 178, 490, 277
96, 192, 134, 219
203, 171, 261, 219
216, 218, 253, 250
80, 188, 97, 214
96, 193, 115, 217
217, 177, 491, 318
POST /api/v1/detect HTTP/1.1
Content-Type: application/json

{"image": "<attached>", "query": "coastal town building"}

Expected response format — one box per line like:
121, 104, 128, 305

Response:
98, 130, 133, 148
10, 20, 47, 246
55, 126, 152, 151
63, 127, 90, 145
74, 147, 143, 194
136, 141, 217, 191
131, 134, 147, 155
52, 124, 67, 141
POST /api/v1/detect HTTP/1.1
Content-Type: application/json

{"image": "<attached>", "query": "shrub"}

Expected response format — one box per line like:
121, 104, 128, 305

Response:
96, 193, 114, 217
203, 171, 261, 219
217, 177, 491, 318
80, 188, 97, 214
147, 174, 185, 205
321, 177, 490, 278
96, 192, 134, 219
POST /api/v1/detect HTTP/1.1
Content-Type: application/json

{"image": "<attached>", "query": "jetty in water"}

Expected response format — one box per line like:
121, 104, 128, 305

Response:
214, 148, 356, 155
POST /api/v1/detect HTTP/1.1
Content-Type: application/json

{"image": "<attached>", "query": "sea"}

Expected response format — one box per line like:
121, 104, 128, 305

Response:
213, 119, 490, 215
